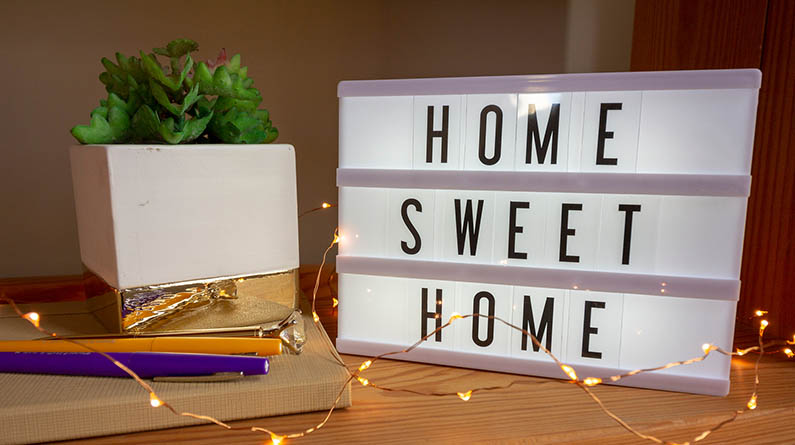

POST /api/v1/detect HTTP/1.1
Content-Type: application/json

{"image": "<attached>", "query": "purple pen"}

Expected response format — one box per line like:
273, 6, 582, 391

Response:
0, 352, 269, 378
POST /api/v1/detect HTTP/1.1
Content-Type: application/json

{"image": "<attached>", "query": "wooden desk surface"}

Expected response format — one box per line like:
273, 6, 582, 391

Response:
9, 266, 788, 444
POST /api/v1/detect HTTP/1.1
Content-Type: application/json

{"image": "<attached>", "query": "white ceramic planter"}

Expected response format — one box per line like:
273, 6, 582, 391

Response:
70, 144, 299, 290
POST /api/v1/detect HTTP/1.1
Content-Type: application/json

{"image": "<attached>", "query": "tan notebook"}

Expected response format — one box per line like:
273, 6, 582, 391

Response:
0, 300, 351, 444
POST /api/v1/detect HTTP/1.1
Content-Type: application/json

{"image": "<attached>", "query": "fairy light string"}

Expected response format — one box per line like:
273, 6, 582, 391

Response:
2, 224, 793, 445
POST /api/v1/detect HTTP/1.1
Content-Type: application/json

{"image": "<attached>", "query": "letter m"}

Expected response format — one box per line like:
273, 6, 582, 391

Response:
521, 295, 555, 352
525, 103, 560, 164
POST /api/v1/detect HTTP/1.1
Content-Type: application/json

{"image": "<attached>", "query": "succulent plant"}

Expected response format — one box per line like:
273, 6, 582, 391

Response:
71, 38, 278, 144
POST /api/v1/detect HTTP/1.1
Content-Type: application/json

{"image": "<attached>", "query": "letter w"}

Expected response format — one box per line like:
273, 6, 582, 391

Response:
454, 199, 484, 256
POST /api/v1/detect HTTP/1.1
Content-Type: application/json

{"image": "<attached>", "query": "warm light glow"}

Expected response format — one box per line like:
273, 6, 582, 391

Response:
561, 365, 577, 381
754, 309, 768, 317
702, 343, 715, 354
332, 297, 339, 308
359, 360, 372, 371
23, 312, 40, 328
449, 313, 463, 322
747, 394, 757, 410
312, 312, 320, 323
357, 376, 369, 386
149, 392, 163, 408
784, 348, 794, 358
736, 346, 755, 356
788, 335, 795, 345
583, 377, 602, 387
321, 202, 332, 209
457, 390, 473, 401
759, 319, 769, 336
270, 433, 286, 445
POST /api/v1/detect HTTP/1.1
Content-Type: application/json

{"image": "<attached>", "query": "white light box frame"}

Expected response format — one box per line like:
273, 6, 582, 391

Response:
336, 70, 760, 396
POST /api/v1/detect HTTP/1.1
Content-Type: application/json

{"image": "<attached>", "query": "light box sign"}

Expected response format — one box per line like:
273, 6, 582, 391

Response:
335, 70, 760, 396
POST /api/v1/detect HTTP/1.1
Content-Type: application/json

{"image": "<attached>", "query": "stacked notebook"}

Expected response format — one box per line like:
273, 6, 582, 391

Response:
0, 300, 351, 444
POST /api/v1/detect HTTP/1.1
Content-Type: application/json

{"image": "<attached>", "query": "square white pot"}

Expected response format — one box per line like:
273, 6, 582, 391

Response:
70, 144, 299, 290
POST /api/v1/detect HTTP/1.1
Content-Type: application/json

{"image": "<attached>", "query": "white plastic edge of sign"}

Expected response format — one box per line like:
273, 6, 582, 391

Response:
338, 69, 761, 97
337, 169, 751, 197
334, 337, 729, 396
336, 256, 740, 301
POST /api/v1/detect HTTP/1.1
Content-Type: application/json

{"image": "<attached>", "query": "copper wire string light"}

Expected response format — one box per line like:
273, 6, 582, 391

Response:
2, 222, 793, 444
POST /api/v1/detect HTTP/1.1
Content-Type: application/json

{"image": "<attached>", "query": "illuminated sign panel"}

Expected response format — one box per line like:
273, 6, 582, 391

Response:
336, 70, 760, 395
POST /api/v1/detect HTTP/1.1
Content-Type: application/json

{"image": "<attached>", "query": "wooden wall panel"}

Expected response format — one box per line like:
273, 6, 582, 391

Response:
739, 0, 795, 340
631, 0, 767, 70
632, 0, 795, 339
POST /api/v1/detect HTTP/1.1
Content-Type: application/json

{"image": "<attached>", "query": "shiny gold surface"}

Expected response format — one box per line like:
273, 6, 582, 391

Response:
82, 268, 299, 335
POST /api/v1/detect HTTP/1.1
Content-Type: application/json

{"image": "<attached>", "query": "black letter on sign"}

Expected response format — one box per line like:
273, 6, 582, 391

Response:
521, 295, 555, 352
421, 288, 443, 342
596, 103, 621, 165
582, 300, 605, 359
472, 291, 495, 347
401, 198, 423, 255
508, 201, 530, 260
618, 204, 641, 265
478, 105, 503, 166
559, 203, 582, 263
525, 103, 561, 164
426, 105, 449, 163
455, 199, 484, 256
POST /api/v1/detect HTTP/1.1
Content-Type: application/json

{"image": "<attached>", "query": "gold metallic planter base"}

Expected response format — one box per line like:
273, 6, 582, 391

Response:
82, 267, 301, 336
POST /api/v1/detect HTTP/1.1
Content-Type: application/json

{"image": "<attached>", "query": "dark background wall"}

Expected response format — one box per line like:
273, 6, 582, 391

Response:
0, 0, 635, 277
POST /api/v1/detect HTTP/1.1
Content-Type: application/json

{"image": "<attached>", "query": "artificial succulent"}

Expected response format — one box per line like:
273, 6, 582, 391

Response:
71, 38, 278, 144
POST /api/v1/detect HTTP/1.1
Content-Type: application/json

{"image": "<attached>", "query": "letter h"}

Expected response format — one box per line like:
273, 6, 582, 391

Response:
426, 105, 449, 163
421, 288, 443, 342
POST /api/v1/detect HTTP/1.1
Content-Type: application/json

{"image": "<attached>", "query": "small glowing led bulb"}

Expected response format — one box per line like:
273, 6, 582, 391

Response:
357, 376, 369, 386
457, 390, 473, 401
321, 202, 332, 209
754, 309, 768, 317
784, 348, 794, 358
358, 360, 372, 371
702, 343, 715, 354
747, 394, 758, 410
561, 365, 577, 381
23, 312, 40, 328
583, 377, 602, 387
270, 433, 286, 445
312, 312, 320, 323
149, 392, 163, 408
449, 313, 463, 322
760, 319, 769, 336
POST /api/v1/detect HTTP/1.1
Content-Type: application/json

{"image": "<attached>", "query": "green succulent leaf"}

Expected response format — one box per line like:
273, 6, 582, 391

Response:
158, 111, 213, 144
71, 115, 114, 144
191, 62, 261, 101
107, 106, 130, 141
90, 105, 108, 120
209, 107, 277, 144
214, 95, 260, 113
130, 104, 161, 141
141, 51, 192, 92
153, 38, 199, 58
